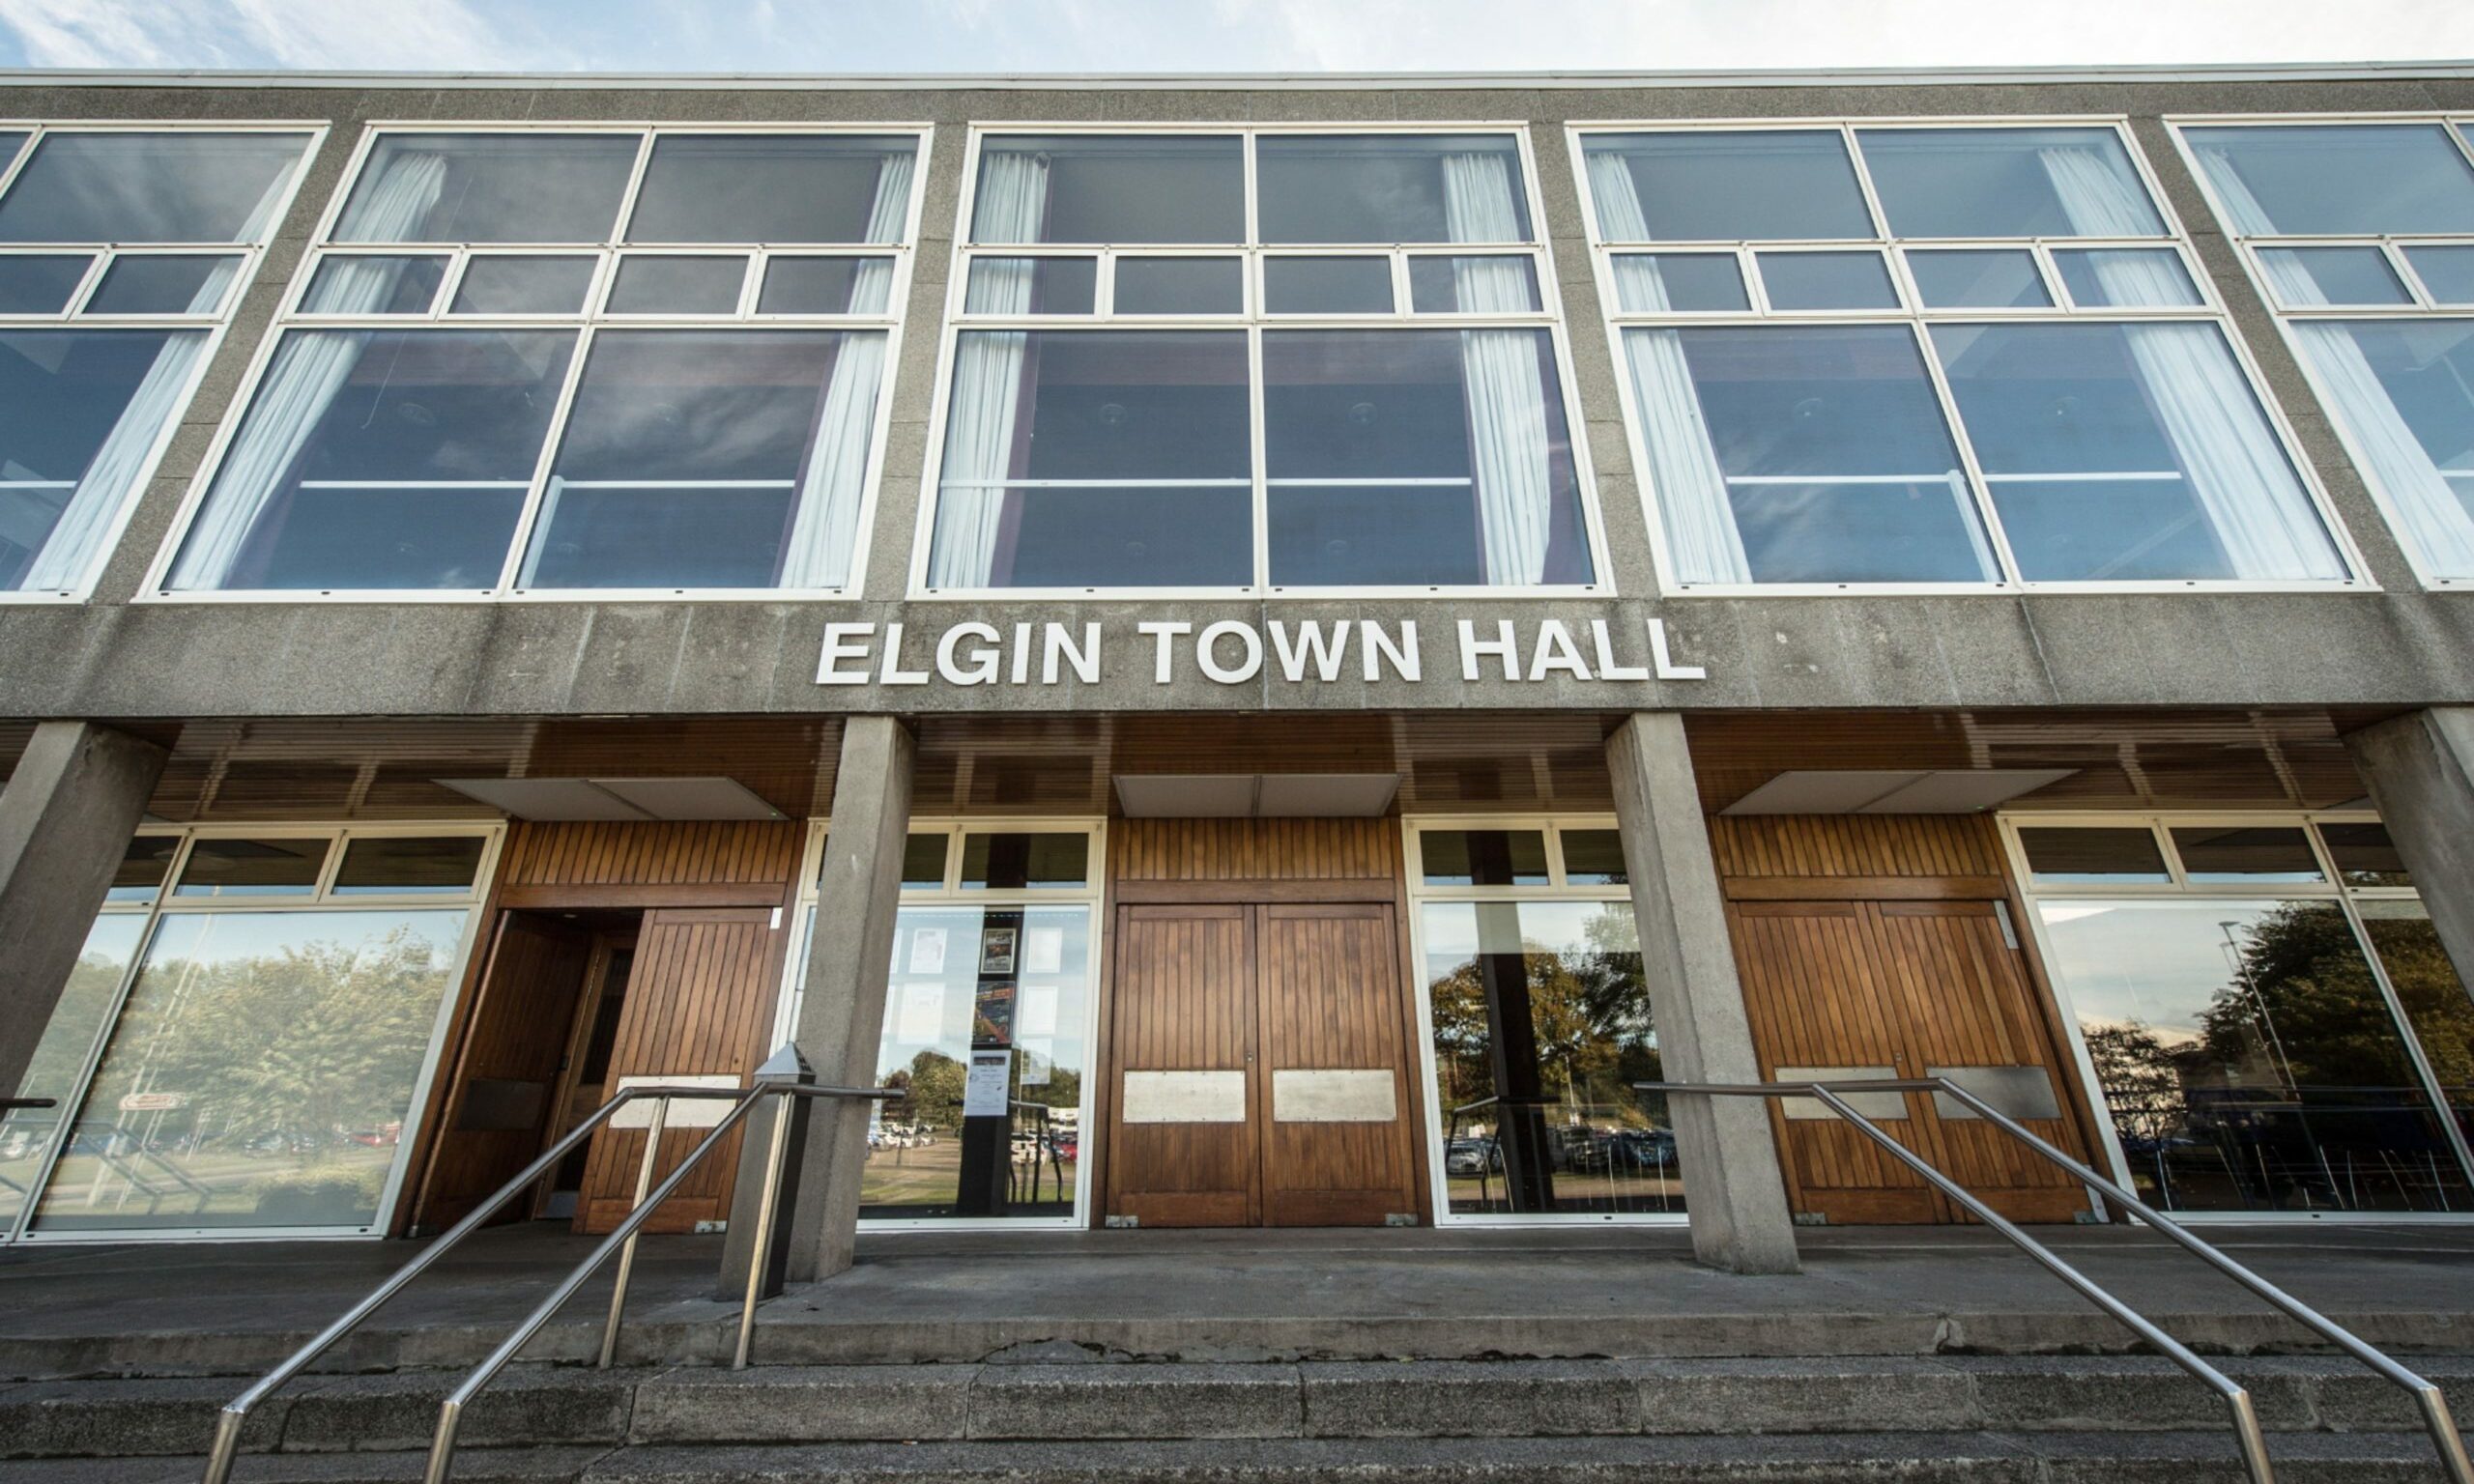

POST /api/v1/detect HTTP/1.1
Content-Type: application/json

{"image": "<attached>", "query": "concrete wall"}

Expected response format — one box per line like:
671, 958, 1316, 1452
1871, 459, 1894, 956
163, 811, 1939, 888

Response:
1, 71, 2469, 722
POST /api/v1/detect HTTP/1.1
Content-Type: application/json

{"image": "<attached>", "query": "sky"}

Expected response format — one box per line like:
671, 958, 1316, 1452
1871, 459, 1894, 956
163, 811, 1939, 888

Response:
2, 0, 2472, 74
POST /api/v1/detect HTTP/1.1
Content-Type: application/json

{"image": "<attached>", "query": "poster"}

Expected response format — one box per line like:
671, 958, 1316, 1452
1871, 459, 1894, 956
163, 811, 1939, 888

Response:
1024, 926, 1065, 975
1018, 1038, 1053, 1087
897, 982, 942, 1042
906, 927, 948, 976
1019, 984, 1059, 1038
964, 1048, 1013, 1118
972, 981, 1017, 1044
979, 926, 1019, 976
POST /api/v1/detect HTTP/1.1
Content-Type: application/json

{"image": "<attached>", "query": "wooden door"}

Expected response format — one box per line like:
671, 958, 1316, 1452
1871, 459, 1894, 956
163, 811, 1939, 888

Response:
416, 915, 592, 1230
1107, 905, 1259, 1227
1733, 899, 2087, 1224
1257, 903, 1418, 1227
575, 906, 785, 1234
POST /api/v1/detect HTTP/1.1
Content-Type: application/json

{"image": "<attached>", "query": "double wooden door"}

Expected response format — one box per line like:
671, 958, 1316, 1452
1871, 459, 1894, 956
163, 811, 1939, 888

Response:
1107, 901, 1419, 1227
1731, 898, 2091, 1224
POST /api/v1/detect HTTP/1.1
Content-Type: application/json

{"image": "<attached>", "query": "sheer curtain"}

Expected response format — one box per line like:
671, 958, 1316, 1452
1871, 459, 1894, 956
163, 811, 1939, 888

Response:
19, 331, 208, 590
2042, 146, 2343, 579
849, 150, 913, 314
1586, 152, 1752, 585
1442, 152, 1553, 585
927, 149, 1046, 588
167, 152, 446, 589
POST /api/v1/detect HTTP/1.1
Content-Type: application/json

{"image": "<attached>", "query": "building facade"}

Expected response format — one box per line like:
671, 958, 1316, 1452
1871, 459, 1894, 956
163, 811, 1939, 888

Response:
4, 66, 2474, 1273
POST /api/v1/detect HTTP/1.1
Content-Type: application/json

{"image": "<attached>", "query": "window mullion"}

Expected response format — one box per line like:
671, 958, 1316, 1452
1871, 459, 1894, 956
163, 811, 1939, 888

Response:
494, 320, 597, 595
610, 130, 658, 246
1911, 317, 2025, 586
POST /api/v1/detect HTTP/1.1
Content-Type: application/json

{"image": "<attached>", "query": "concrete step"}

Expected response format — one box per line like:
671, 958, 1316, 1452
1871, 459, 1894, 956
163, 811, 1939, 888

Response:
6, 1356, 2473, 1460
0, 1432, 2465, 1484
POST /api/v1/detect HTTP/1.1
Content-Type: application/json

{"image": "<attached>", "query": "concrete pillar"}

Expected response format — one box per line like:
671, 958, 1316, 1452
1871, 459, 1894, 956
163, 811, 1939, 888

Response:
0, 722, 167, 1103
1605, 711, 1800, 1275
2345, 707, 2474, 989
782, 715, 915, 1283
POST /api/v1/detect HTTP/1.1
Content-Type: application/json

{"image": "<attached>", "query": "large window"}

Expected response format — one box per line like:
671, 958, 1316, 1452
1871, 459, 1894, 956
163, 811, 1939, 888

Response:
1580, 123, 2352, 590
2008, 814, 2474, 1216
781, 821, 1102, 1226
0, 127, 313, 599
2179, 119, 2474, 585
922, 128, 1600, 595
157, 128, 918, 598
1406, 820, 1678, 1222
0, 826, 496, 1241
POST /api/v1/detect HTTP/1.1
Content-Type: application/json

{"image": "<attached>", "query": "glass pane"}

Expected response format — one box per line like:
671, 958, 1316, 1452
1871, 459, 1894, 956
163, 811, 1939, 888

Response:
927, 329, 1251, 589
2170, 825, 2324, 883
447, 255, 596, 315
335, 134, 638, 244
84, 255, 241, 315
2357, 899, 2474, 1138
1264, 256, 1393, 315
164, 328, 576, 592
523, 328, 881, 591
1560, 829, 1627, 886
32, 909, 468, 1233
1858, 127, 2165, 239
0, 132, 309, 243
0, 915, 146, 1231
1265, 328, 1592, 587
1422, 899, 1675, 1216
2185, 125, 2474, 237
1581, 130, 1872, 242
964, 256, 1094, 314
173, 836, 329, 896
300, 255, 446, 315
1257, 133, 1530, 244
606, 255, 746, 314
0, 132, 23, 174
1407, 256, 1541, 313
2018, 826, 2171, 884
1419, 829, 1549, 886
0, 328, 208, 594
331, 836, 485, 895
2258, 246, 2412, 307
1625, 325, 1995, 585
1610, 253, 1748, 313
758, 257, 894, 315
863, 904, 1089, 1219
1756, 250, 1899, 310
959, 833, 1089, 890
2284, 320, 2474, 581
972, 135, 1242, 244
2319, 821, 2409, 888
624, 134, 915, 244
108, 836, 181, 903
1906, 248, 2052, 309
0, 254, 90, 313
1932, 321, 2344, 582
1112, 256, 1241, 315
2052, 248, 2203, 309
2040, 898, 2470, 1213
2407, 245, 2474, 305
903, 833, 950, 887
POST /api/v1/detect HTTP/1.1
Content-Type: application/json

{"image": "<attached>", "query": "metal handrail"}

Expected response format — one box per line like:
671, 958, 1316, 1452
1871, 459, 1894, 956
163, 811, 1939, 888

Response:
201, 1078, 897, 1484
0, 1098, 57, 1112
1639, 1076, 2474, 1484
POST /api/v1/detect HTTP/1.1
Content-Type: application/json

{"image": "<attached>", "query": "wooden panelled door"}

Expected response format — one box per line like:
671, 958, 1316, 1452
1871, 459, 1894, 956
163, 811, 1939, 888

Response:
574, 906, 785, 1234
417, 915, 593, 1230
1107, 901, 1418, 1227
1732, 898, 2090, 1224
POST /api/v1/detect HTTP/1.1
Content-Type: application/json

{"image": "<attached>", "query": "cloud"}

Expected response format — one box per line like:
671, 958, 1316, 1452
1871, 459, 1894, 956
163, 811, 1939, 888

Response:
0, 0, 558, 71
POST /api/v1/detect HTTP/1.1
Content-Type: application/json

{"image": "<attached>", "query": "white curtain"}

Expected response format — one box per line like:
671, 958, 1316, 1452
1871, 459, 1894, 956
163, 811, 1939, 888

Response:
849, 151, 913, 314
167, 153, 446, 589
2041, 146, 2341, 579
1442, 151, 1553, 585
777, 333, 886, 589
927, 150, 1046, 588
1587, 152, 1752, 585
18, 331, 208, 590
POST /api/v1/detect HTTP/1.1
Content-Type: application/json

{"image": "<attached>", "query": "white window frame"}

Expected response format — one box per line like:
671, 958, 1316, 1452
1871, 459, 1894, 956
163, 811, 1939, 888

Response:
1999, 809, 2474, 1222
2167, 111, 2474, 589
139, 121, 932, 606
1399, 813, 1683, 1228
779, 817, 1106, 1231
909, 121, 1616, 602
1569, 116, 2371, 597
0, 121, 326, 605
2, 821, 503, 1245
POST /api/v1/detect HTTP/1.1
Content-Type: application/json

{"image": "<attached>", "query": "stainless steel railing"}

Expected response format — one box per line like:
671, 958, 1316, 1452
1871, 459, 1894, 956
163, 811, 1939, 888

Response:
201, 1077, 897, 1484
1639, 1076, 2474, 1484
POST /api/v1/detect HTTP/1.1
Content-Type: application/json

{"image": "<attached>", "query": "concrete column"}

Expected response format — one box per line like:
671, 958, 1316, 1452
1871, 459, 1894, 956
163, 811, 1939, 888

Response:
782, 715, 915, 1283
0, 722, 167, 1102
2345, 707, 2474, 990
1605, 711, 1800, 1275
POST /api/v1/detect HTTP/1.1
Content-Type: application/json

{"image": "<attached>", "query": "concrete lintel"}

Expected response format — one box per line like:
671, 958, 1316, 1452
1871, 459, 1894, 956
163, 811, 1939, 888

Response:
2345, 707, 2474, 1006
